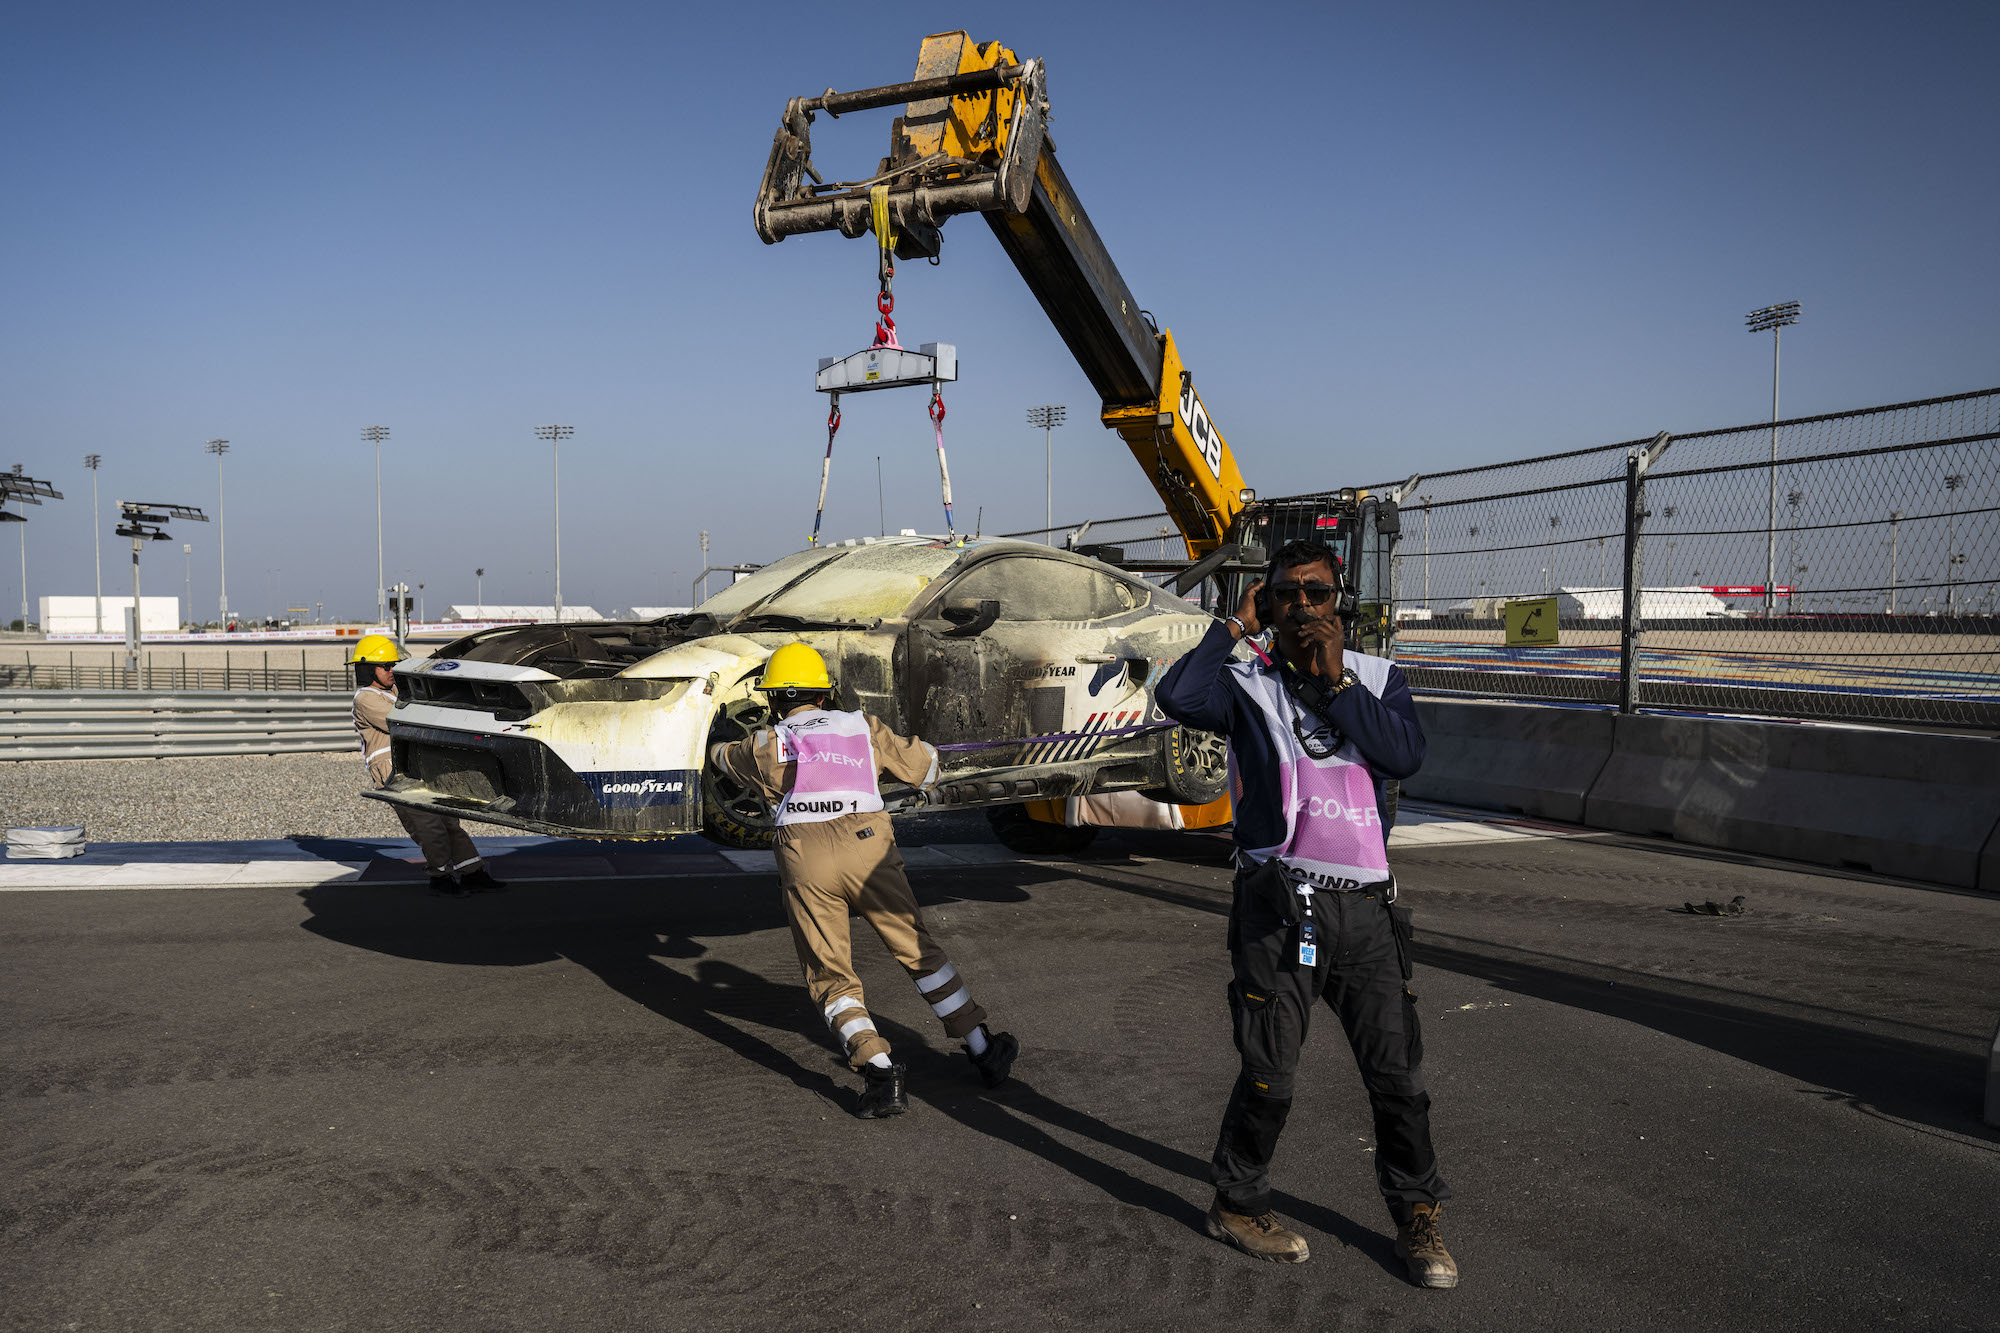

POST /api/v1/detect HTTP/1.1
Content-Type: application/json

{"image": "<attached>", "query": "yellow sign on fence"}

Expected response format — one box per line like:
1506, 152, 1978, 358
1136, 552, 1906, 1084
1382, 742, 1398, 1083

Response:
1504, 596, 1560, 646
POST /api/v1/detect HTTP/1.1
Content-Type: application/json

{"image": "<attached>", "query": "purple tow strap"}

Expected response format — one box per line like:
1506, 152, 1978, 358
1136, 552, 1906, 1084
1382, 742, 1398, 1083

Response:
933, 721, 1175, 753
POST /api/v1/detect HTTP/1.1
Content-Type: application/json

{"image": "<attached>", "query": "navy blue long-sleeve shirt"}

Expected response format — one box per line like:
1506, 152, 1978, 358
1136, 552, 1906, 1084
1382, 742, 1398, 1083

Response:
1155, 620, 1426, 853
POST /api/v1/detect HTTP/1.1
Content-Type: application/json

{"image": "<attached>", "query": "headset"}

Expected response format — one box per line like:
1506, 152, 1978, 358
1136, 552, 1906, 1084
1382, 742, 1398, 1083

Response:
1254, 544, 1359, 629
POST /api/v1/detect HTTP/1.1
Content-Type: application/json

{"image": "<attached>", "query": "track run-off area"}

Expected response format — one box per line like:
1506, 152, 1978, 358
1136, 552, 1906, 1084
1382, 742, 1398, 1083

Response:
4, 806, 1996, 1332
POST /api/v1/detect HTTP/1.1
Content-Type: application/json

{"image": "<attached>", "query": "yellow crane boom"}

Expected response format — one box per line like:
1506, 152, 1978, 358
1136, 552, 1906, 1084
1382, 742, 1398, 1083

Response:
754, 32, 1252, 556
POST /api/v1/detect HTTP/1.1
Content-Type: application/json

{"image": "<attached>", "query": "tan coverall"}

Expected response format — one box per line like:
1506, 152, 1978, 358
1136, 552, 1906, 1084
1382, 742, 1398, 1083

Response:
352, 683, 485, 877
713, 716, 987, 1069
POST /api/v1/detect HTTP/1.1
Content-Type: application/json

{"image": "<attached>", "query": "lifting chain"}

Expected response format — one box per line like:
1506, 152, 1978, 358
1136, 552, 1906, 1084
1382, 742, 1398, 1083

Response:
870, 183, 900, 349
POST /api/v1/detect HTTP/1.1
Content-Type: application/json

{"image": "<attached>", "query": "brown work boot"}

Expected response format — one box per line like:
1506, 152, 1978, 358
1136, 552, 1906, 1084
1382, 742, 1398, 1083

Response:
1395, 1202, 1459, 1288
1206, 1200, 1310, 1263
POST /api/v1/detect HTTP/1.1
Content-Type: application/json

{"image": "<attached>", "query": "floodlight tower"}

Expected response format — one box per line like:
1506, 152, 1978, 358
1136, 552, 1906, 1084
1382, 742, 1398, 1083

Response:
9, 464, 22, 629
363, 426, 390, 625
205, 440, 230, 622
536, 425, 574, 620
1027, 405, 1066, 537
1746, 301, 1800, 616
0, 468, 63, 631
475, 566, 484, 608
84, 454, 103, 630
1944, 473, 1967, 613
114, 500, 207, 672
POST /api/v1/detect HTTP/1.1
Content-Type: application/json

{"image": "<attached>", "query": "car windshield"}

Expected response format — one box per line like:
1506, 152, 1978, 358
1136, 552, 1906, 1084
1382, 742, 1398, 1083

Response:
694, 543, 961, 626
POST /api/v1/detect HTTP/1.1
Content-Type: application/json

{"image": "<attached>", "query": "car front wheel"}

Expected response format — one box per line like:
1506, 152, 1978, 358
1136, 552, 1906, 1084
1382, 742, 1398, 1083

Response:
702, 696, 777, 849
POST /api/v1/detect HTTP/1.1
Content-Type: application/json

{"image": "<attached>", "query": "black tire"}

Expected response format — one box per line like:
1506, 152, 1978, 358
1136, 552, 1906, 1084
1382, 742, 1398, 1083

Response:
1154, 725, 1230, 805
701, 696, 776, 849
987, 802, 1097, 856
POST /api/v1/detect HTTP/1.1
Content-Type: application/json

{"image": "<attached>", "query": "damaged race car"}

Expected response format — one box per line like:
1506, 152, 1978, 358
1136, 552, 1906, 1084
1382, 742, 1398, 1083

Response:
366, 535, 1233, 848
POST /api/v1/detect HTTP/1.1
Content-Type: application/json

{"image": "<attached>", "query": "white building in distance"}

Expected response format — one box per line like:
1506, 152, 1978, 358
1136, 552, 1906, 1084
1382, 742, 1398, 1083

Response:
40, 596, 179, 634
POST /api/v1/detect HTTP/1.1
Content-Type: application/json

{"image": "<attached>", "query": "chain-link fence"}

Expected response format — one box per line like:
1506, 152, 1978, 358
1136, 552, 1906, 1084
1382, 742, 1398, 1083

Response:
998, 511, 1189, 574
1360, 387, 2000, 727
1035, 388, 2000, 729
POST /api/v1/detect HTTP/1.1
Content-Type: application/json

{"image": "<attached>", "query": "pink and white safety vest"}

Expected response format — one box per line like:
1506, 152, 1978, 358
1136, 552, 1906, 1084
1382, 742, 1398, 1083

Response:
771, 709, 885, 826
1226, 651, 1395, 890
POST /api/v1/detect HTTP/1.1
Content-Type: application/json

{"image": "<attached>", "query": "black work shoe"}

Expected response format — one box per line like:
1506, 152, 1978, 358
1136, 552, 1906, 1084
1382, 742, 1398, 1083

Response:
855, 1062, 908, 1119
1206, 1201, 1310, 1263
967, 1029, 1019, 1088
1395, 1202, 1459, 1288
428, 875, 470, 897
458, 867, 508, 893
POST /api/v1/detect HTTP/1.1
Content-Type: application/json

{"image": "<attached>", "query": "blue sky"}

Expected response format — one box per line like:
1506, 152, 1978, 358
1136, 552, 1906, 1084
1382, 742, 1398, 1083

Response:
3, 1, 1994, 619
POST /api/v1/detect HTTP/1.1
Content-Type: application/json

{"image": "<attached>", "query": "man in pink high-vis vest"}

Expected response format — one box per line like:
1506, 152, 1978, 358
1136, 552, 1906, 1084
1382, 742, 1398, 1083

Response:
710, 642, 1018, 1118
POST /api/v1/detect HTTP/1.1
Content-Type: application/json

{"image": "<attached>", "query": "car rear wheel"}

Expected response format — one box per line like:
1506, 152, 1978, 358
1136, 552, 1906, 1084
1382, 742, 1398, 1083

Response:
702, 696, 777, 849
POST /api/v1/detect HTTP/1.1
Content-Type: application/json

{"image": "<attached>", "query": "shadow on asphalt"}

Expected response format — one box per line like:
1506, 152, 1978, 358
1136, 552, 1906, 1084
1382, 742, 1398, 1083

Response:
1417, 936, 1999, 1144
1053, 862, 1998, 1145
292, 862, 1404, 1272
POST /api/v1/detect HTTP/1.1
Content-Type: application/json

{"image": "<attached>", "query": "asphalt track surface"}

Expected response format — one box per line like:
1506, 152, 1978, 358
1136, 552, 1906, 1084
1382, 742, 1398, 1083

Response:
6, 826, 1998, 1331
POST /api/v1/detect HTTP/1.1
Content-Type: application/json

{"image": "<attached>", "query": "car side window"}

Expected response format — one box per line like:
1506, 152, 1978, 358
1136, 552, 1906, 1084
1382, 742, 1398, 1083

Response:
937, 558, 1136, 622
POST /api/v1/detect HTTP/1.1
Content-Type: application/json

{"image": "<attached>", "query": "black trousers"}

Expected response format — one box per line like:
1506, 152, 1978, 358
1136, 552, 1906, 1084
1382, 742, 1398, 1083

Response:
1211, 864, 1450, 1221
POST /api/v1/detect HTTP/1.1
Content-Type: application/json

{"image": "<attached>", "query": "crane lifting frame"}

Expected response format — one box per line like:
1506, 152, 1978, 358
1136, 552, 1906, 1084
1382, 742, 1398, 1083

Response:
816, 342, 956, 393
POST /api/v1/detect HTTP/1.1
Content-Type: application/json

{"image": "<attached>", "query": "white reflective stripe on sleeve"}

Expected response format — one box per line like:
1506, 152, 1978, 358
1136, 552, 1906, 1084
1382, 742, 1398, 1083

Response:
825, 995, 866, 1024
837, 1015, 877, 1044
366, 747, 391, 762
920, 743, 939, 790
914, 962, 958, 995
931, 989, 971, 1019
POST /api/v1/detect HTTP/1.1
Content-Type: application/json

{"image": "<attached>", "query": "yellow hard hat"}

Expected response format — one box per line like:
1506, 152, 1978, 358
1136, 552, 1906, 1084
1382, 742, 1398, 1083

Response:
349, 633, 405, 665
758, 642, 831, 691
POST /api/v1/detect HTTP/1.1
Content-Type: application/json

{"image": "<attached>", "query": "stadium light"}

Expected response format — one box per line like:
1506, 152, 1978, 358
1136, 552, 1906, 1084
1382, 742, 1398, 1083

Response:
84, 454, 103, 630
205, 440, 231, 622
115, 500, 207, 671
535, 426, 575, 619
2, 467, 63, 631
1747, 301, 1801, 616
363, 426, 390, 625
1027, 404, 1066, 538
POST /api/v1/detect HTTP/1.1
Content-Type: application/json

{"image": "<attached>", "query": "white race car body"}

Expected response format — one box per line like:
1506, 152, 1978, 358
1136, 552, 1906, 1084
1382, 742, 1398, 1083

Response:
368, 537, 1232, 845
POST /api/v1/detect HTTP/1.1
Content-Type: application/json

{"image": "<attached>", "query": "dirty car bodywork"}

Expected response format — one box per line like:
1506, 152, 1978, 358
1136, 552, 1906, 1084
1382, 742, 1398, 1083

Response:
366, 537, 1232, 846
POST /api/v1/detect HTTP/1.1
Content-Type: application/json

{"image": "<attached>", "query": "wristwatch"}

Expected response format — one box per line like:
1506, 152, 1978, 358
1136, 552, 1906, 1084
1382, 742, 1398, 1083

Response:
1327, 667, 1358, 695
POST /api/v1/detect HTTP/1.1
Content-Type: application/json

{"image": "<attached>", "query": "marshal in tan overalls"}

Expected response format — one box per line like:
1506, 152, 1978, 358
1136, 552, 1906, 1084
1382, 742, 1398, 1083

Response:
352, 682, 485, 878
712, 711, 988, 1070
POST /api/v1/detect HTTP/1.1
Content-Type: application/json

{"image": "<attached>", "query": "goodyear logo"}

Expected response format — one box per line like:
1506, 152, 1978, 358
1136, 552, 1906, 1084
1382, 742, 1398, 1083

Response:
582, 769, 696, 808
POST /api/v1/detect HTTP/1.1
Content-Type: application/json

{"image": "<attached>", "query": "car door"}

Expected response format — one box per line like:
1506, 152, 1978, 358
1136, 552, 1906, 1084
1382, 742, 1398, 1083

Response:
906, 555, 1149, 776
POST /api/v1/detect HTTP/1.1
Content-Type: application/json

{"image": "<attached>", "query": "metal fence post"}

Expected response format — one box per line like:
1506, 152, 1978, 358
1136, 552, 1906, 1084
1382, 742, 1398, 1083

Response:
1619, 432, 1672, 713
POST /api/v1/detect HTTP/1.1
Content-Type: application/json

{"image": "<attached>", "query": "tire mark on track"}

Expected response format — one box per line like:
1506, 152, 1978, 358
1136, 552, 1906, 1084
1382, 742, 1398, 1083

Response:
3, 1141, 1444, 1329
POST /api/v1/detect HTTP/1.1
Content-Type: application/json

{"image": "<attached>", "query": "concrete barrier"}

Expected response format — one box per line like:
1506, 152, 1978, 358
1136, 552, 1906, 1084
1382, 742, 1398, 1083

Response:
1403, 700, 1616, 823
1581, 713, 2000, 890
